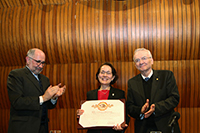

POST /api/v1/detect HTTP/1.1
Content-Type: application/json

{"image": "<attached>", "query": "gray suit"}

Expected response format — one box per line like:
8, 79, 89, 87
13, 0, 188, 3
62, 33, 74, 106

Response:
7, 67, 56, 133
127, 70, 180, 133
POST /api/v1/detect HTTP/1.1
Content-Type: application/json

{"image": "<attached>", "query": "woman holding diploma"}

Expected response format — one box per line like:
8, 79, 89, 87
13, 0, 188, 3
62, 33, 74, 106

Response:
77, 62, 129, 133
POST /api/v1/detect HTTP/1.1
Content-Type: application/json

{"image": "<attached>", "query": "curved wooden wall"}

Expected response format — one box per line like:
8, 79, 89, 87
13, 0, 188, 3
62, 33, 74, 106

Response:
0, 0, 199, 66
0, 0, 199, 133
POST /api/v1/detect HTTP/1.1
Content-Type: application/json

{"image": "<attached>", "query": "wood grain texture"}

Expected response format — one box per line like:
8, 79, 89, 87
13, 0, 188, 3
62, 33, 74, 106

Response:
0, 0, 200, 133
0, 0, 199, 66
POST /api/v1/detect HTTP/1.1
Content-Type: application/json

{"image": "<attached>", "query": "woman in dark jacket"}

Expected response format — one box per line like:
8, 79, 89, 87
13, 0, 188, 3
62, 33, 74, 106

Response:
77, 62, 129, 133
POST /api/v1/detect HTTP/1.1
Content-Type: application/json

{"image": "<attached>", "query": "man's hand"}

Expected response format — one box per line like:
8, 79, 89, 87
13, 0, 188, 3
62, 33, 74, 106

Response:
42, 85, 59, 102
141, 99, 149, 114
51, 83, 66, 99
144, 104, 155, 118
42, 83, 66, 102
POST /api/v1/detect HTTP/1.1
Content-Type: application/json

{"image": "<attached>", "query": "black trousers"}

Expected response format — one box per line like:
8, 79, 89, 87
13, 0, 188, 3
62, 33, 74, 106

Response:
145, 121, 158, 133
39, 122, 48, 133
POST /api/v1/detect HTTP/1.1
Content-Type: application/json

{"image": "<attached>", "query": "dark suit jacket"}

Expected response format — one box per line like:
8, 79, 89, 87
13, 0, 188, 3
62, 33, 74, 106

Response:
7, 67, 56, 133
127, 70, 180, 133
86, 86, 128, 133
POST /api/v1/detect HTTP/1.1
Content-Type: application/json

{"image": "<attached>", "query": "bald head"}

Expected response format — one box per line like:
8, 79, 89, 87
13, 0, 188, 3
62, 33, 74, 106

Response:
26, 48, 46, 74
27, 48, 45, 57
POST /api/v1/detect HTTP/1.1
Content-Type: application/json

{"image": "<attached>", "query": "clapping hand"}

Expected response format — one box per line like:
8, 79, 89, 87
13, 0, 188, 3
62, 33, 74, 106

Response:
43, 83, 66, 102
52, 83, 66, 99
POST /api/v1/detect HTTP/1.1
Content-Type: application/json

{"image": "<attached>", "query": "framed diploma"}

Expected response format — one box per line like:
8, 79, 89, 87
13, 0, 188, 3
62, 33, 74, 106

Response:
77, 99, 126, 129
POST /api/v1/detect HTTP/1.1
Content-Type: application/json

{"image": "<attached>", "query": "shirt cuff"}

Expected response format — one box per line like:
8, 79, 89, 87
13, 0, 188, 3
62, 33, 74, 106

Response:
140, 113, 144, 120
39, 96, 43, 105
51, 97, 58, 105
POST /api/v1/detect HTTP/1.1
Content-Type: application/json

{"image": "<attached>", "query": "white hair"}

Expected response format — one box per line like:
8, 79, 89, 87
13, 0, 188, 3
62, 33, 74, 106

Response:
133, 48, 152, 60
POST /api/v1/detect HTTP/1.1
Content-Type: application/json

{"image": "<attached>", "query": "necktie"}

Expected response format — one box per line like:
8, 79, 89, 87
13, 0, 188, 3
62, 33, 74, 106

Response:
37, 75, 43, 88
39, 79, 42, 87
144, 77, 150, 82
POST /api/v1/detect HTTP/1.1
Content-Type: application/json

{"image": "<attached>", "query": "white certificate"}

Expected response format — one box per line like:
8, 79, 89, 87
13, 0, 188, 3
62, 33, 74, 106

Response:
78, 99, 125, 129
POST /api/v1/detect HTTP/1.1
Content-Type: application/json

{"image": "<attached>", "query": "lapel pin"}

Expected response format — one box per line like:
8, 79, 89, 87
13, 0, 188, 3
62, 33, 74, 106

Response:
156, 78, 159, 80
112, 93, 114, 96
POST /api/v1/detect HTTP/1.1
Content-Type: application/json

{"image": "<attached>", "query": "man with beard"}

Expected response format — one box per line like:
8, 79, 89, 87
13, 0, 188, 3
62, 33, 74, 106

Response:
7, 48, 66, 133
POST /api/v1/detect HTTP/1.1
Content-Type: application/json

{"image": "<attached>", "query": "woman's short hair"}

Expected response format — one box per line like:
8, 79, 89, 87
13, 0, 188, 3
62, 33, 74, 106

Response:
96, 62, 118, 85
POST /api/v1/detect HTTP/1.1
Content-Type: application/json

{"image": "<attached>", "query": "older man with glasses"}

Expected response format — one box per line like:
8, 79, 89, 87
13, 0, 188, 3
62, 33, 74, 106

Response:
126, 48, 180, 133
7, 48, 66, 133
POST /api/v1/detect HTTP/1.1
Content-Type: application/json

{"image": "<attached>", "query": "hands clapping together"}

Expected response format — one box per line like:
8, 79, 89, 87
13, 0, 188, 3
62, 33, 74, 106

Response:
42, 83, 66, 102
141, 99, 155, 119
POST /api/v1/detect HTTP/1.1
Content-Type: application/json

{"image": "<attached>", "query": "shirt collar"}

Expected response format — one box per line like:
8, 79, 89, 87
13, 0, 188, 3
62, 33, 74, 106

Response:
141, 69, 153, 80
26, 66, 39, 81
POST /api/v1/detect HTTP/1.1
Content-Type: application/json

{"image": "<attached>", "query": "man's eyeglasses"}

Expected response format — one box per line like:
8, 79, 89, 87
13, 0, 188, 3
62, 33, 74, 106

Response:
134, 56, 151, 63
28, 56, 46, 66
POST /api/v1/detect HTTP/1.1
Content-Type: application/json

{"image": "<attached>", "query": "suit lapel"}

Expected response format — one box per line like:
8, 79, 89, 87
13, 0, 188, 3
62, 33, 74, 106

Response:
135, 75, 146, 102
108, 87, 115, 99
151, 70, 159, 102
24, 67, 43, 93
92, 89, 99, 100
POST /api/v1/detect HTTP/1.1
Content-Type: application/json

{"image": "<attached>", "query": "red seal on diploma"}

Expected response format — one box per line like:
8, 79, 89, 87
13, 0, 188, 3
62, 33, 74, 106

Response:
92, 102, 113, 111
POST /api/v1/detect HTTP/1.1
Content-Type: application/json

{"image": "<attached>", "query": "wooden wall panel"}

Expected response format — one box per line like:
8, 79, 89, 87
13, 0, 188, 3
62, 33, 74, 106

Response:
0, 0, 199, 66
0, 0, 74, 8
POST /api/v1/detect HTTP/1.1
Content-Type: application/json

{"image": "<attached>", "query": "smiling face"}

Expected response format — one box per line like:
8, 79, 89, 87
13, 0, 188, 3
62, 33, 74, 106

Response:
98, 65, 115, 86
26, 49, 46, 75
134, 50, 153, 75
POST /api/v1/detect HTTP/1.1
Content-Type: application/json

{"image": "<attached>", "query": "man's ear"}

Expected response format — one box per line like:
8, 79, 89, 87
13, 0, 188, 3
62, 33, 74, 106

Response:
25, 56, 30, 63
151, 58, 154, 65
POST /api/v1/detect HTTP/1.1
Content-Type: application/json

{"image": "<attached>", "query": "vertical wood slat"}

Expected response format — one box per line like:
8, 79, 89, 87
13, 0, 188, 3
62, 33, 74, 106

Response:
173, 0, 178, 60
119, 1, 124, 61
75, 2, 82, 63
0, 9, 6, 65
83, 1, 89, 63
4, 8, 11, 66
127, 0, 132, 61
186, 2, 192, 60
65, 3, 72, 62
99, 0, 105, 62
195, 0, 200, 59
12, 7, 20, 64
182, 0, 187, 60
106, 0, 112, 62
160, 0, 165, 60
177, 0, 183, 60
164, 0, 170, 60
111, 1, 117, 61
103, 0, 108, 62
